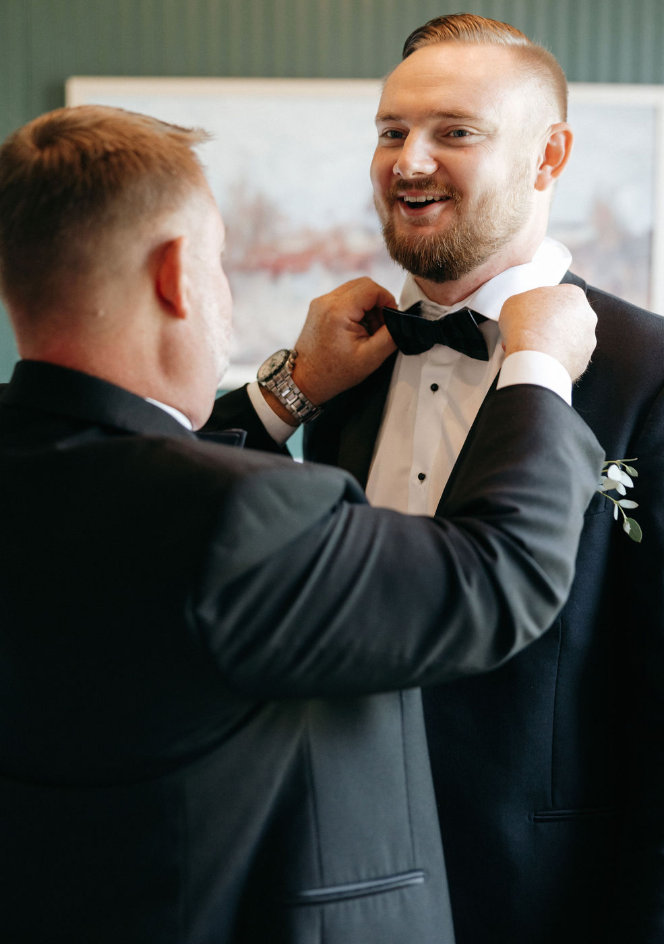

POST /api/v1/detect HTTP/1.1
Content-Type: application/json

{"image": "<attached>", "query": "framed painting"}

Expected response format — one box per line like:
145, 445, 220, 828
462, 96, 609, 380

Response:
551, 83, 664, 318
67, 77, 664, 386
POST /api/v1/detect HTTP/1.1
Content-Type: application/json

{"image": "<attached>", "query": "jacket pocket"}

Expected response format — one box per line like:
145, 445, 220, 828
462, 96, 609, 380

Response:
532, 807, 618, 823
584, 491, 610, 517
282, 869, 426, 906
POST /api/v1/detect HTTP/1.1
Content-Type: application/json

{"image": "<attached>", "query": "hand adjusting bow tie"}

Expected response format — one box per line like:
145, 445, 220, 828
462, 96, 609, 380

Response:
383, 301, 489, 360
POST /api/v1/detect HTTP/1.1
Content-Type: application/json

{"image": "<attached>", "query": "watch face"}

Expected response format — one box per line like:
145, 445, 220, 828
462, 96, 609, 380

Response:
257, 349, 290, 382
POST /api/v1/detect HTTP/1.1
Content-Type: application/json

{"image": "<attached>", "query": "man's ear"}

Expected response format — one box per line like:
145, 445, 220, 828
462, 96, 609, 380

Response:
535, 123, 573, 192
155, 236, 189, 319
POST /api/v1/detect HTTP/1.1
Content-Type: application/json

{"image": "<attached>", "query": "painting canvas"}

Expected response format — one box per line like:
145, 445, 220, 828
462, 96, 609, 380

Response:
549, 83, 664, 318
67, 78, 664, 386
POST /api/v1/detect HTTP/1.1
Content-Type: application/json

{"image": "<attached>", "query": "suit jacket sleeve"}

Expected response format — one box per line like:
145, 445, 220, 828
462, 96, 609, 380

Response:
615, 383, 664, 942
204, 384, 290, 455
196, 385, 604, 699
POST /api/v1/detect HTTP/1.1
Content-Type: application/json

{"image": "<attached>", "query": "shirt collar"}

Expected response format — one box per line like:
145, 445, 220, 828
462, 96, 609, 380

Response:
398, 237, 572, 323
145, 397, 193, 430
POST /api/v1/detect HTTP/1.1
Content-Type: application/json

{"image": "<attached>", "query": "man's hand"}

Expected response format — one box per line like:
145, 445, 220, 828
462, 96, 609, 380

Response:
499, 285, 597, 382
290, 278, 398, 405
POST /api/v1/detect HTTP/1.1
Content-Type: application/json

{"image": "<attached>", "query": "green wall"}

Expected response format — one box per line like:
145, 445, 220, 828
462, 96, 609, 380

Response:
1, 0, 663, 380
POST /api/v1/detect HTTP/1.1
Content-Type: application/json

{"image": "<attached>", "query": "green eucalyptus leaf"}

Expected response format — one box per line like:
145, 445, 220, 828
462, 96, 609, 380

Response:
625, 518, 643, 543
602, 458, 642, 542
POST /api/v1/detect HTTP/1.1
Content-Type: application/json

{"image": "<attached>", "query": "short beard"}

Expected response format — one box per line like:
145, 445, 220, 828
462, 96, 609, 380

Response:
377, 175, 533, 284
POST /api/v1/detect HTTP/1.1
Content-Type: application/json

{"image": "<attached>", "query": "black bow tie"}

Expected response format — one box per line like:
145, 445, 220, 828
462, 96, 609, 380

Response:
383, 302, 489, 359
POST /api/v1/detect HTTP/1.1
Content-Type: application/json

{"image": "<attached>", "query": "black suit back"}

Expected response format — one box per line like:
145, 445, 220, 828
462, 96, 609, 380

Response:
0, 359, 603, 943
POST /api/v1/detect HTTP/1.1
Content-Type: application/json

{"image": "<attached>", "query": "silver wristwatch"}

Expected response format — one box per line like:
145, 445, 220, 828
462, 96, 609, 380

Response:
257, 349, 322, 424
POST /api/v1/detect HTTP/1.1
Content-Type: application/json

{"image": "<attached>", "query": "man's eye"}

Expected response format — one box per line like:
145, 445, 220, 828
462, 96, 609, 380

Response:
380, 129, 405, 140
448, 129, 471, 138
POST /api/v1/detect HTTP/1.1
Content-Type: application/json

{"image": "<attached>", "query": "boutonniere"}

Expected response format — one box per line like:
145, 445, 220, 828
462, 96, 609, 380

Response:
597, 459, 642, 542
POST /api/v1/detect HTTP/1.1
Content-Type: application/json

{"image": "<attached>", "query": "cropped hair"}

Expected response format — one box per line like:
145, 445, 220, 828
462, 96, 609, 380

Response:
402, 13, 568, 121
0, 105, 209, 311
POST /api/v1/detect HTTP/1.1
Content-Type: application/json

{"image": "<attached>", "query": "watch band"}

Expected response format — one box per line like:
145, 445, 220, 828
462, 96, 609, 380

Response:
260, 350, 323, 424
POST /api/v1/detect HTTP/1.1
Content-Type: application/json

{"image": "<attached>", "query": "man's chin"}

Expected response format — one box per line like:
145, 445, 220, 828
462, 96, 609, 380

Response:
389, 206, 455, 233
383, 237, 479, 284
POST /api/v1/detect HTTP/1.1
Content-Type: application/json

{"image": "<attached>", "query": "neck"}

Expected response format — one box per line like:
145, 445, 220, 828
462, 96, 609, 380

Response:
20, 335, 199, 428
414, 223, 547, 306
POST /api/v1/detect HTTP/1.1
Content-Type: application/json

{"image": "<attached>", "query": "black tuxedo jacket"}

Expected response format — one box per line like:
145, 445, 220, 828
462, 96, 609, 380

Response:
229, 273, 663, 944
0, 360, 601, 944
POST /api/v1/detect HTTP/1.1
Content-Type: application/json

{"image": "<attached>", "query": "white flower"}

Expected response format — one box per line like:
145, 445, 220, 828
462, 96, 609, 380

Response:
597, 459, 642, 543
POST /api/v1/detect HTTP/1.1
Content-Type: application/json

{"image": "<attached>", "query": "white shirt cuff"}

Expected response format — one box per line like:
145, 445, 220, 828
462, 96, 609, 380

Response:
246, 381, 299, 445
497, 351, 572, 406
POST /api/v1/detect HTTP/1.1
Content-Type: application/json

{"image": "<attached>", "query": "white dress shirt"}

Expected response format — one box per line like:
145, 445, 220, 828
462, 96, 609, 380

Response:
366, 237, 572, 514
247, 375, 298, 443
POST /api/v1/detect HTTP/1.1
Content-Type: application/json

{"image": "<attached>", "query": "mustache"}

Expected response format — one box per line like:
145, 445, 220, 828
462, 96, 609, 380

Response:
385, 180, 462, 203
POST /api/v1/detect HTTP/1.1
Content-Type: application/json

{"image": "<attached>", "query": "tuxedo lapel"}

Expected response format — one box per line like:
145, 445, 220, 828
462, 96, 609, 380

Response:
337, 352, 397, 488
560, 270, 586, 291
560, 272, 635, 451
434, 373, 501, 514
559, 271, 597, 417
435, 269, 591, 516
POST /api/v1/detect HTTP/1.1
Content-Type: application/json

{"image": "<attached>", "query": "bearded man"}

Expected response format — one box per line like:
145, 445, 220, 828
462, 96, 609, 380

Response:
210, 13, 664, 944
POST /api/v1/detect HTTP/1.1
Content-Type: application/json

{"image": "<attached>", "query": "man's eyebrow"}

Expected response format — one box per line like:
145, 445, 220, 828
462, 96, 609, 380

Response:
375, 110, 479, 123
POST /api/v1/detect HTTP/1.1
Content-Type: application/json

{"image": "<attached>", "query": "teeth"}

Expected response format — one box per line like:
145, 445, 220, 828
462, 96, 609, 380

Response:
402, 195, 444, 204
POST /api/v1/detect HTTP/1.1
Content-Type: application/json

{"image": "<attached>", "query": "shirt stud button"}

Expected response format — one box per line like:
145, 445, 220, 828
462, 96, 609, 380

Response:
418, 472, 426, 481
430, 383, 439, 392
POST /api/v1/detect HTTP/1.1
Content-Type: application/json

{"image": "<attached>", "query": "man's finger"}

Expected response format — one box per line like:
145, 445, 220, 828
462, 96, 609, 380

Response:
361, 306, 387, 336
359, 324, 397, 364
337, 280, 397, 321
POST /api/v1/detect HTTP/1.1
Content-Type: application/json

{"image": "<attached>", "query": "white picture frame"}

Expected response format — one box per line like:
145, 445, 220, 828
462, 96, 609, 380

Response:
67, 77, 664, 386
552, 82, 664, 319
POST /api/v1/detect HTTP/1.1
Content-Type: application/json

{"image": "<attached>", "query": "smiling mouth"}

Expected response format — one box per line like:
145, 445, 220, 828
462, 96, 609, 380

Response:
399, 194, 452, 209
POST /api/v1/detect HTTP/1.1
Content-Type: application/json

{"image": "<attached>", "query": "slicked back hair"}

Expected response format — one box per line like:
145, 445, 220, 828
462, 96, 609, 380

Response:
402, 13, 568, 121
0, 105, 210, 312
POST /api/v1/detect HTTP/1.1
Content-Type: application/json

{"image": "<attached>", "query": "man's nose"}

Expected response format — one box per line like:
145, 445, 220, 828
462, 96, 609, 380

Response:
393, 134, 438, 178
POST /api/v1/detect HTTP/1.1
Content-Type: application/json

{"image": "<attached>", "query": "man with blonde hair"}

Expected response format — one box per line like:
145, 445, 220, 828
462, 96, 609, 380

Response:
0, 104, 603, 943
212, 13, 664, 944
